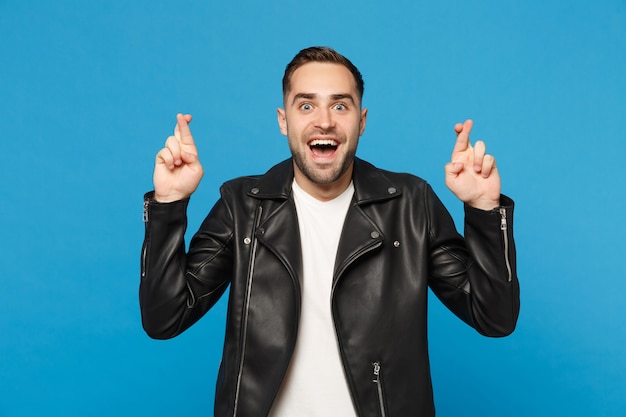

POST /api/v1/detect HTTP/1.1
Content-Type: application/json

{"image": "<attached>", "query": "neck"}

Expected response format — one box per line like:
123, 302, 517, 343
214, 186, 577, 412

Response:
293, 164, 353, 202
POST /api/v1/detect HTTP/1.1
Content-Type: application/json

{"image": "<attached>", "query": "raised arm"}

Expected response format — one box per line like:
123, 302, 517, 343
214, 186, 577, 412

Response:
435, 120, 519, 336
141, 114, 231, 339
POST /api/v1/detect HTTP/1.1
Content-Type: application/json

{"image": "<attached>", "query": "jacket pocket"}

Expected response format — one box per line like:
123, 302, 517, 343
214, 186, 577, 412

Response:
372, 361, 388, 417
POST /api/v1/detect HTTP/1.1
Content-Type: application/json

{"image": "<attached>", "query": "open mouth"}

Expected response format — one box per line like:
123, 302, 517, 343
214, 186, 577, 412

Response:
309, 139, 338, 157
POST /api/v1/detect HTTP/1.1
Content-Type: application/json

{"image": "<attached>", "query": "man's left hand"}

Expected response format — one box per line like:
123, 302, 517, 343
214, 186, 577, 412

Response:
445, 119, 501, 210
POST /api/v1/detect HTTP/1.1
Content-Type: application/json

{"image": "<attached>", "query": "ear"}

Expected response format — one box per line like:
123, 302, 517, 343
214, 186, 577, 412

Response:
277, 108, 288, 136
359, 108, 368, 136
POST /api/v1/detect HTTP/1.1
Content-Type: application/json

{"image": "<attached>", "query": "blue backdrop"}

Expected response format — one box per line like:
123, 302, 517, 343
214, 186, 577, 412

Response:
1, 0, 625, 415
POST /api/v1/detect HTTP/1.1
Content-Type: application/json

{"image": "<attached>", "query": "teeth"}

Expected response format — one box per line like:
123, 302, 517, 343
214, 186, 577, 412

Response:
310, 139, 337, 146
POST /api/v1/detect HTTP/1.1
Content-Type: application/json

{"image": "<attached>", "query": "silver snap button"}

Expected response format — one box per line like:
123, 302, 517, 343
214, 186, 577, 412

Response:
370, 231, 380, 239
250, 187, 259, 194
388, 187, 397, 194
243, 237, 251, 245
394, 240, 400, 247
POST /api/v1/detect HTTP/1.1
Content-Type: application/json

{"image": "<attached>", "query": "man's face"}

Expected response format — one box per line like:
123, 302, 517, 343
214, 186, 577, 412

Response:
278, 62, 367, 199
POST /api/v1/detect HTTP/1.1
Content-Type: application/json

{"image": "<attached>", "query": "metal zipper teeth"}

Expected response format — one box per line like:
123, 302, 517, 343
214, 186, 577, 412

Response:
140, 242, 147, 279
141, 200, 150, 278
233, 205, 263, 416
143, 200, 149, 222
499, 208, 512, 282
372, 362, 386, 417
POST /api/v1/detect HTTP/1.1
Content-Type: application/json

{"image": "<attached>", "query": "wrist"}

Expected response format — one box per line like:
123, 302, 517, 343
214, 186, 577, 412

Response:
467, 197, 500, 211
153, 191, 190, 203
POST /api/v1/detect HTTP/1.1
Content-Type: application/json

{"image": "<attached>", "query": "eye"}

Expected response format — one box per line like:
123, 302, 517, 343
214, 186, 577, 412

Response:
299, 103, 313, 111
333, 103, 347, 111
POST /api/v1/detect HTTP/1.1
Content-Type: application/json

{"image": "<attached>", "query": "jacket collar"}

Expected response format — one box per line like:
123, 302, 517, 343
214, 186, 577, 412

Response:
247, 157, 401, 204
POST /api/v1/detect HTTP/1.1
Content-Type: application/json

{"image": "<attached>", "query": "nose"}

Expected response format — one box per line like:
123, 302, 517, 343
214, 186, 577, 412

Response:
315, 108, 334, 131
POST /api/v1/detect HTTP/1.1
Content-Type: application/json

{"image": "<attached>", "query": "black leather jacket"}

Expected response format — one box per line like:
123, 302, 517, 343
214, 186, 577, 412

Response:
140, 158, 520, 417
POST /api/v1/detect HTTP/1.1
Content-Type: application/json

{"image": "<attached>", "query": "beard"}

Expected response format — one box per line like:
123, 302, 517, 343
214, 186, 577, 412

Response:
289, 138, 358, 185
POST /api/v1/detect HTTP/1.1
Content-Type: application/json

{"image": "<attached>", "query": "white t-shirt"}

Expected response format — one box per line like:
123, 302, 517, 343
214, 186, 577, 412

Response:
269, 180, 357, 417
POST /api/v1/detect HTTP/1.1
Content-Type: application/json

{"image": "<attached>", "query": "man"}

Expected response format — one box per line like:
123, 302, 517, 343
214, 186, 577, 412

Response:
140, 46, 520, 417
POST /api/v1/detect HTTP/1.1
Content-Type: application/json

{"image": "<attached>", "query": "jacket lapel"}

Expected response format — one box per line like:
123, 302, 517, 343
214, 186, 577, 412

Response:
256, 199, 303, 291
247, 159, 303, 291
333, 203, 384, 285
333, 159, 401, 285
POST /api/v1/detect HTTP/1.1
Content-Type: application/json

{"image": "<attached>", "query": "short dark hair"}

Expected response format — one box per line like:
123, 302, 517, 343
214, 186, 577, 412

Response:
282, 46, 365, 101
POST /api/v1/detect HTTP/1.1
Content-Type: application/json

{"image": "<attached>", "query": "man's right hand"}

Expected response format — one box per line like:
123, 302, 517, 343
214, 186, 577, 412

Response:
153, 113, 204, 202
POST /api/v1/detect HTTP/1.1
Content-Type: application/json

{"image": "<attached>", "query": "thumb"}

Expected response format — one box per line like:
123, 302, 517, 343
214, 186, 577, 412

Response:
445, 161, 464, 176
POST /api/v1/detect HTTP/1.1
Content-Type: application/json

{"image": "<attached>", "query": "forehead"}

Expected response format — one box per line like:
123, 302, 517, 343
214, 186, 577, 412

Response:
288, 62, 358, 98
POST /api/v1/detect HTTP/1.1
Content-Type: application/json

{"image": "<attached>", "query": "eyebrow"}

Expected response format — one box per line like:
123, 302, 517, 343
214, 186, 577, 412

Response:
291, 93, 356, 106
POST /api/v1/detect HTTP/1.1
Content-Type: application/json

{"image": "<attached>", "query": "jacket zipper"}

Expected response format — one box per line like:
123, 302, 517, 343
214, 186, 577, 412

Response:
499, 208, 512, 282
140, 200, 150, 278
372, 362, 387, 417
143, 199, 149, 222
233, 205, 263, 416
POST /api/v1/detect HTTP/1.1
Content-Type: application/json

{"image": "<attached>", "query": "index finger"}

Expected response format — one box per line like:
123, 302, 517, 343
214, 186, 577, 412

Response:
174, 113, 194, 145
451, 119, 473, 155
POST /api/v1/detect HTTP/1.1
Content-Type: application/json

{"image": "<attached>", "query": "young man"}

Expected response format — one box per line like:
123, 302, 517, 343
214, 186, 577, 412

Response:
140, 46, 520, 417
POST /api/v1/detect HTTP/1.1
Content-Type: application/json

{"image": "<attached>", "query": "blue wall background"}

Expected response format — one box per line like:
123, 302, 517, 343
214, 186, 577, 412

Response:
1, 0, 625, 415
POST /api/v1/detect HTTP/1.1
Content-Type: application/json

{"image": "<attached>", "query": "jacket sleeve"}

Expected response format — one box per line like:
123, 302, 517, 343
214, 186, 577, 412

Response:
139, 191, 234, 339
426, 187, 520, 337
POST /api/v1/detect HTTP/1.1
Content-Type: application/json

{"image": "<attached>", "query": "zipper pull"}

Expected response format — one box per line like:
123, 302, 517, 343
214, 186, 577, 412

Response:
372, 361, 387, 417
499, 207, 513, 282
372, 362, 381, 382
143, 200, 149, 222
